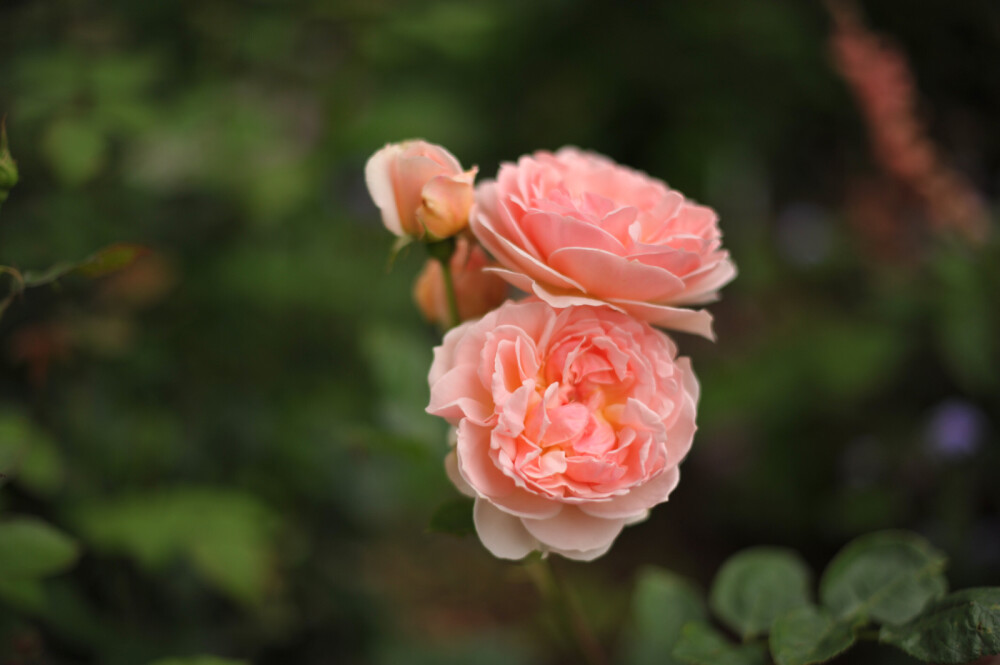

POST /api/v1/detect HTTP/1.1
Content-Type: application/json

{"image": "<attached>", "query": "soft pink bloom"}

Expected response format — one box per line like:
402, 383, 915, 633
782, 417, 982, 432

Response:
470, 148, 736, 339
413, 236, 509, 327
427, 300, 699, 561
365, 140, 477, 239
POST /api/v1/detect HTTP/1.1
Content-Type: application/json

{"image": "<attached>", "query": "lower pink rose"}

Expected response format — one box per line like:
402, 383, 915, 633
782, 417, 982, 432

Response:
427, 300, 699, 560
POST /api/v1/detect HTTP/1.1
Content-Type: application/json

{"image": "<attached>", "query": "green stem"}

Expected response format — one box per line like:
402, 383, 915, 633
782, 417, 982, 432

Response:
438, 256, 460, 330
529, 557, 608, 665
426, 238, 460, 329
0, 265, 24, 320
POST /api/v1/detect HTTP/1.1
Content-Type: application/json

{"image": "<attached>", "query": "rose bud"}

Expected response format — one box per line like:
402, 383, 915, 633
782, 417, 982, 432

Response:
413, 236, 508, 327
364, 140, 477, 240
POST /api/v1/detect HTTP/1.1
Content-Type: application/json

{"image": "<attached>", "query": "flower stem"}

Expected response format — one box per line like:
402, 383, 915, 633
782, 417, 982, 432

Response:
439, 256, 460, 330
426, 238, 460, 329
529, 557, 608, 665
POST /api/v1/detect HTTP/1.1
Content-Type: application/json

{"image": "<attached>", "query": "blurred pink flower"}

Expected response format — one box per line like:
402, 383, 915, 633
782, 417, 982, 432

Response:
427, 300, 699, 561
365, 140, 477, 239
828, 2, 989, 243
470, 148, 736, 339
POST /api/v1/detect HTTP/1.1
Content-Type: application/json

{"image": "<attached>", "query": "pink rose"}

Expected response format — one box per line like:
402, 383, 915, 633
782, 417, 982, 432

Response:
413, 236, 509, 327
365, 140, 477, 239
470, 148, 736, 339
427, 300, 699, 560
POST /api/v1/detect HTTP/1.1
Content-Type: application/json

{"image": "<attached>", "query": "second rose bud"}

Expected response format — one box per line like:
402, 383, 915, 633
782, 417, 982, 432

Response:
364, 139, 477, 240
414, 236, 508, 328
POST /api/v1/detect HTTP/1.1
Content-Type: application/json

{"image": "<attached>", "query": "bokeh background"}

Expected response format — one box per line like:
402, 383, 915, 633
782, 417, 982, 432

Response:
1, 1, 998, 663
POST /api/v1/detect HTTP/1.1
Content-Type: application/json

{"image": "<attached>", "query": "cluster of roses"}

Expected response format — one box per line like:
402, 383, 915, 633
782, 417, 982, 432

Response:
365, 141, 735, 561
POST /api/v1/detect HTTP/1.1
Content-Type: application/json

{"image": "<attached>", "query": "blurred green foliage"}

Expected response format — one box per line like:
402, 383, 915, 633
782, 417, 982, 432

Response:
0, 0, 998, 663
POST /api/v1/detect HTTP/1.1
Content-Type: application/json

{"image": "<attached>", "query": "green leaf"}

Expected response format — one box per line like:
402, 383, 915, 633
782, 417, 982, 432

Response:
770, 605, 857, 665
147, 657, 248, 665
0, 518, 79, 578
75, 243, 149, 278
931, 248, 998, 393
0, 577, 46, 611
880, 588, 1000, 664
673, 621, 769, 665
622, 568, 707, 665
819, 531, 947, 625
0, 410, 65, 495
74, 488, 278, 604
710, 547, 812, 639
428, 497, 475, 537
42, 116, 108, 186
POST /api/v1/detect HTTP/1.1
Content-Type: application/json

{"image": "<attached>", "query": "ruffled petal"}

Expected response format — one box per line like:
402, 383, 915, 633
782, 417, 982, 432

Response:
445, 450, 476, 498
427, 365, 494, 426
473, 499, 539, 560
578, 466, 680, 519
548, 247, 686, 302
456, 421, 562, 519
364, 145, 403, 235
607, 298, 716, 340
521, 505, 625, 553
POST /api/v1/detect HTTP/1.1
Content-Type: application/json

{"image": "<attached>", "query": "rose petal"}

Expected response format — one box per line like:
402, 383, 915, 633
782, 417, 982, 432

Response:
456, 421, 562, 519
530, 280, 625, 312
668, 257, 738, 305
427, 365, 494, 426
578, 466, 680, 519
548, 247, 685, 302
473, 213, 587, 291
548, 538, 615, 562
473, 499, 539, 560
445, 450, 476, 498
520, 211, 626, 259
364, 145, 403, 235
607, 298, 716, 340
521, 505, 625, 552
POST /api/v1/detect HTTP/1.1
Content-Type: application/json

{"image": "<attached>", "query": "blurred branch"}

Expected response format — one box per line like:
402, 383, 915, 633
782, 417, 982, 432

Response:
826, 0, 990, 245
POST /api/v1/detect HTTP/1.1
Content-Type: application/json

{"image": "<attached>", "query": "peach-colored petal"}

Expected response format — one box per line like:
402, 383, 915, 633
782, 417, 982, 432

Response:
427, 319, 476, 386
548, 247, 685, 302
364, 140, 475, 239
521, 506, 626, 553
427, 365, 494, 426
364, 145, 403, 235
608, 298, 716, 340
394, 154, 448, 235
417, 172, 475, 239
521, 212, 626, 258
474, 213, 587, 292
578, 466, 680, 519
473, 499, 539, 560
456, 422, 562, 519
445, 450, 476, 498
549, 538, 615, 562
530, 280, 626, 312
468, 147, 735, 329
482, 267, 536, 295
667, 257, 738, 306
427, 300, 702, 561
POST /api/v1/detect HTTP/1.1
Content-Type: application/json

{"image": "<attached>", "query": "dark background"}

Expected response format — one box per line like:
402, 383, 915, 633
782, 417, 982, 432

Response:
0, 1, 998, 663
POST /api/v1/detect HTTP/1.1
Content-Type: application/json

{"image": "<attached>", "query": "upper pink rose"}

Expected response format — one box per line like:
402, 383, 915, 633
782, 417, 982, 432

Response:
427, 300, 699, 561
365, 140, 478, 239
470, 148, 736, 339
